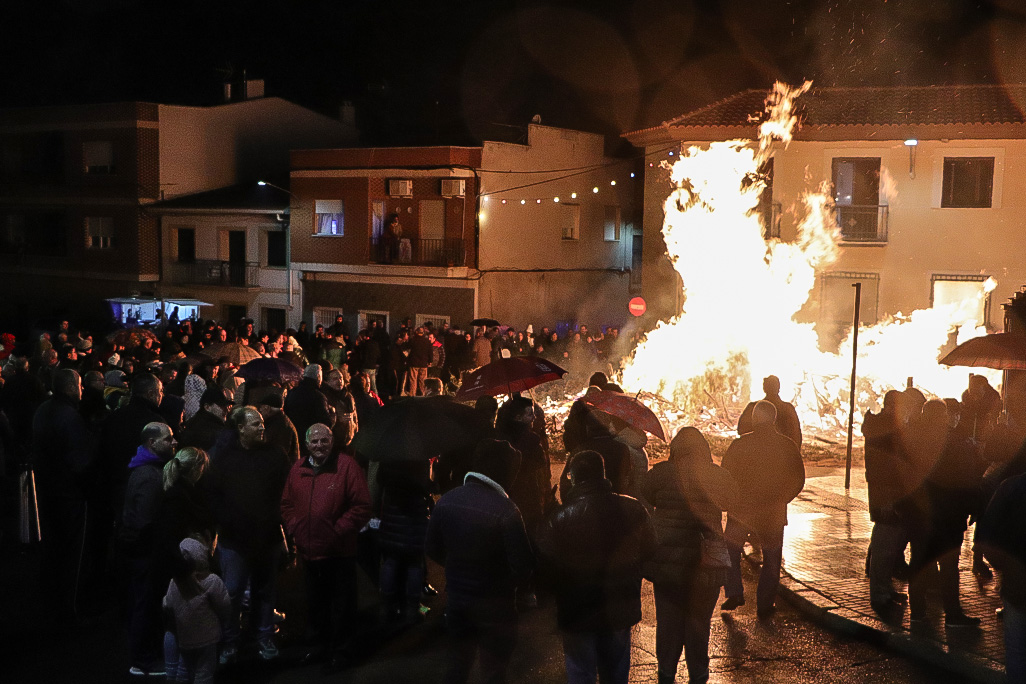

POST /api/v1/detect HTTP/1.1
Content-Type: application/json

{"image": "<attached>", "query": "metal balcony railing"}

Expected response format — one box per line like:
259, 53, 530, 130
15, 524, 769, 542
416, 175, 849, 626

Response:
759, 201, 782, 239
168, 259, 259, 287
832, 204, 889, 242
370, 237, 467, 267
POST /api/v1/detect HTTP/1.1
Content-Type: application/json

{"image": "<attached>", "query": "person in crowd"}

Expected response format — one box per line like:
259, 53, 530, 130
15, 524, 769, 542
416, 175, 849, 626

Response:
1, 355, 46, 467
377, 454, 433, 624
284, 364, 333, 456
159, 365, 185, 433
405, 327, 433, 397
537, 450, 656, 684
961, 373, 1001, 442
257, 392, 301, 464
977, 470, 1026, 682
354, 330, 381, 395
472, 330, 493, 369
177, 388, 231, 451
31, 368, 96, 622
862, 390, 913, 615
80, 369, 108, 425
205, 406, 291, 663
281, 424, 371, 671
906, 399, 983, 626
162, 538, 231, 684
721, 400, 805, 619
155, 447, 215, 575
736, 375, 802, 450
642, 428, 738, 684
351, 371, 384, 428
121, 422, 178, 676
560, 395, 632, 500
183, 374, 207, 422
425, 439, 534, 684
496, 396, 550, 540
100, 373, 166, 519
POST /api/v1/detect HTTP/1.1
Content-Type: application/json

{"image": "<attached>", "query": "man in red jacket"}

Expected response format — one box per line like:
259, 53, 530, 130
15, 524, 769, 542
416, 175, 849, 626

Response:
281, 423, 371, 671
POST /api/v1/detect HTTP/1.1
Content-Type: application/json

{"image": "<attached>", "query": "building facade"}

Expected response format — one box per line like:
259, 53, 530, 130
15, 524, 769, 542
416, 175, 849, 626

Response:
624, 84, 1026, 339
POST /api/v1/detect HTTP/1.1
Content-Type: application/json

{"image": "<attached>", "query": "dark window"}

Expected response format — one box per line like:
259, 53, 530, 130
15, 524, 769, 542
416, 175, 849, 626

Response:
942, 157, 994, 208
4, 211, 68, 256
177, 228, 195, 263
629, 231, 643, 293
267, 230, 287, 267
225, 305, 248, 326
265, 308, 286, 334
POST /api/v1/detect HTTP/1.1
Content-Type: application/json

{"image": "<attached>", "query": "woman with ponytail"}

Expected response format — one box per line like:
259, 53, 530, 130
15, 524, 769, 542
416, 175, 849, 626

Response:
155, 448, 215, 570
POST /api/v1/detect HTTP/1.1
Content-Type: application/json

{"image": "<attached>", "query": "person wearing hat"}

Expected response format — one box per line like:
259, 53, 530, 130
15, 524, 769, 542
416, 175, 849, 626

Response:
178, 387, 232, 452
425, 439, 534, 684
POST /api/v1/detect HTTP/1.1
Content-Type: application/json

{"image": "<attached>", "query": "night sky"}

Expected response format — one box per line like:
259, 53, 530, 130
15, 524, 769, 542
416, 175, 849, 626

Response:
1, 1, 1022, 145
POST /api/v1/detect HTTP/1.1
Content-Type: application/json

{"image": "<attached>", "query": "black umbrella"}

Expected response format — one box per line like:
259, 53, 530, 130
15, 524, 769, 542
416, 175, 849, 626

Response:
471, 317, 500, 328
236, 357, 304, 384
352, 396, 483, 462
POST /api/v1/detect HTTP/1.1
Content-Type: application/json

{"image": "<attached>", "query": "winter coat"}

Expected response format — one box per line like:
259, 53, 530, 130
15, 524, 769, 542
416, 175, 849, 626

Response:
426, 474, 533, 612
120, 446, 166, 556
976, 472, 1026, 611
154, 479, 216, 570
407, 333, 433, 368
177, 410, 227, 452
862, 409, 912, 524
281, 452, 371, 560
721, 425, 804, 536
205, 437, 290, 558
498, 425, 549, 531
377, 460, 432, 557
737, 395, 803, 449
641, 457, 737, 587
263, 410, 301, 464
284, 378, 332, 447
536, 478, 656, 632
99, 395, 164, 503
31, 394, 95, 502
163, 573, 231, 650
472, 336, 492, 368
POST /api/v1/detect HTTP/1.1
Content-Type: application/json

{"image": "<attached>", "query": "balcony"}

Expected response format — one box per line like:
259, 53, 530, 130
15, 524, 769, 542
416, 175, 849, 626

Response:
369, 237, 467, 267
832, 204, 888, 242
167, 259, 259, 287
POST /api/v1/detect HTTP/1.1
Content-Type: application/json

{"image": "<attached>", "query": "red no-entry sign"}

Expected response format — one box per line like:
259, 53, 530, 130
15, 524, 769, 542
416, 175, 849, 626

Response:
628, 297, 647, 316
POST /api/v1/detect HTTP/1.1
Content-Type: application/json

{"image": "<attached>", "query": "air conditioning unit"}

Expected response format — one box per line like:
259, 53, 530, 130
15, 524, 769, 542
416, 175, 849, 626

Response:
389, 179, 413, 197
440, 179, 466, 197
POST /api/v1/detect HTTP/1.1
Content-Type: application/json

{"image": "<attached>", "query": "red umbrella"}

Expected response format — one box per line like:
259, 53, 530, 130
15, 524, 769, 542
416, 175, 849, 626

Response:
939, 332, 1026, 370
455, 357, 567, 401
582, 389, 665, 441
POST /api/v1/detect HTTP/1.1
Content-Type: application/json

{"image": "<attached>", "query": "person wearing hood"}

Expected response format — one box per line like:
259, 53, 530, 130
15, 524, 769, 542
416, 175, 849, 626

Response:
721, 400, 805, 619
642, 428, 738, 684
425, 439, 534, 684
178, 387, 232, 452
121, 422, 177, 676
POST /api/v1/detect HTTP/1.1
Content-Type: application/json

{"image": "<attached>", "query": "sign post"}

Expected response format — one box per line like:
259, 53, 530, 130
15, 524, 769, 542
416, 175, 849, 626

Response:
845, 282, 862, 490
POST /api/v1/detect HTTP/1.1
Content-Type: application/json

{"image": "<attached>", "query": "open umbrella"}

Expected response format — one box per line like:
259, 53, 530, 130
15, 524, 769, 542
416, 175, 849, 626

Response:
470, 317, 500, 328
582, 389, 665, 441
236, 357, 304, 384
939, 332, 1026, 370
202, 342, 262, 366
352, 396, 483, 462
111, 327, 158, 347
455, 357, 567, 401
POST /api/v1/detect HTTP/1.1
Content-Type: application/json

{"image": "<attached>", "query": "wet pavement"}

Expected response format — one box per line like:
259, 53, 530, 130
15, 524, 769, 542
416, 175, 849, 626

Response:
775, 468, 1006, 683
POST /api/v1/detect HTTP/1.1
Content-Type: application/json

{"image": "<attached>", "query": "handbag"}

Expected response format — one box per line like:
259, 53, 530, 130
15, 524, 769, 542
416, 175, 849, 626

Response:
698, 533, 731, 570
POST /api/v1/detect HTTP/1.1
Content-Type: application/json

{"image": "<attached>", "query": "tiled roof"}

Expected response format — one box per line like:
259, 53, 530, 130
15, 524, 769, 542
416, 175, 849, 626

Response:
632, 84, 1026, 136
149, 181, 290, 212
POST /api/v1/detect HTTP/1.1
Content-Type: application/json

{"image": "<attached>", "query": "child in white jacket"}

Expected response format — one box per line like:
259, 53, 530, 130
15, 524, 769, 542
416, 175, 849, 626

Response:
163, 538, 230, 684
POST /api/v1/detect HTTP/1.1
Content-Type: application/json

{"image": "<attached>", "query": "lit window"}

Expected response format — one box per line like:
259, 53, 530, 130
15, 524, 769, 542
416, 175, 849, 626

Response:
941, 157, 994, 208
83, 141, 114, 174
315, 200, 344, 236
932, 274, 991, 326
86, 216, 113, 249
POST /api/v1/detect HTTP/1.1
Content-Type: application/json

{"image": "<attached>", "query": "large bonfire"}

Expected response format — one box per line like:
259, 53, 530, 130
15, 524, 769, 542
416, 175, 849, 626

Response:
615, 82, 997, 442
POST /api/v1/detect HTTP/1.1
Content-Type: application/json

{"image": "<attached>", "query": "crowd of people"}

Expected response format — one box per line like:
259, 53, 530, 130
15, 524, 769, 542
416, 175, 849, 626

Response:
1, 312, 1025, 683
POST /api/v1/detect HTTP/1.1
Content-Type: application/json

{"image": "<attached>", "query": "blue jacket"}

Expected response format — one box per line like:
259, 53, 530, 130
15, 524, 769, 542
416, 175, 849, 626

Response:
425, 474, 533, 611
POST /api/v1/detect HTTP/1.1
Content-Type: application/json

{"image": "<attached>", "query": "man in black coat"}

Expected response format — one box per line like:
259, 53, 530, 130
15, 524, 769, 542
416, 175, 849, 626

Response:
177, 387, 231, 451
206, 406, 291, 662
425, 439, 534, 684
31, 368, 96, 622
537, 451, 655, 684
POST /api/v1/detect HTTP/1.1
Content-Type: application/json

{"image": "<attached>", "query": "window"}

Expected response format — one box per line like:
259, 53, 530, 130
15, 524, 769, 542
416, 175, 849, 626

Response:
264, 307, 287, 334
941, 157, 994, 208
358, 311, 389, 335
83, 141, 114, 174
819, 272, 880, 348
831, 157, 885, 241
932, 275, 991, 327
312, 307, 340, 330
315, 200, 344, 236
603, 206, 621, 241
176, 228, 195, 263
415, 314, 449, 329
266, 230, 287, 267
560, 203, 580, 240
86, 216, 113, 249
